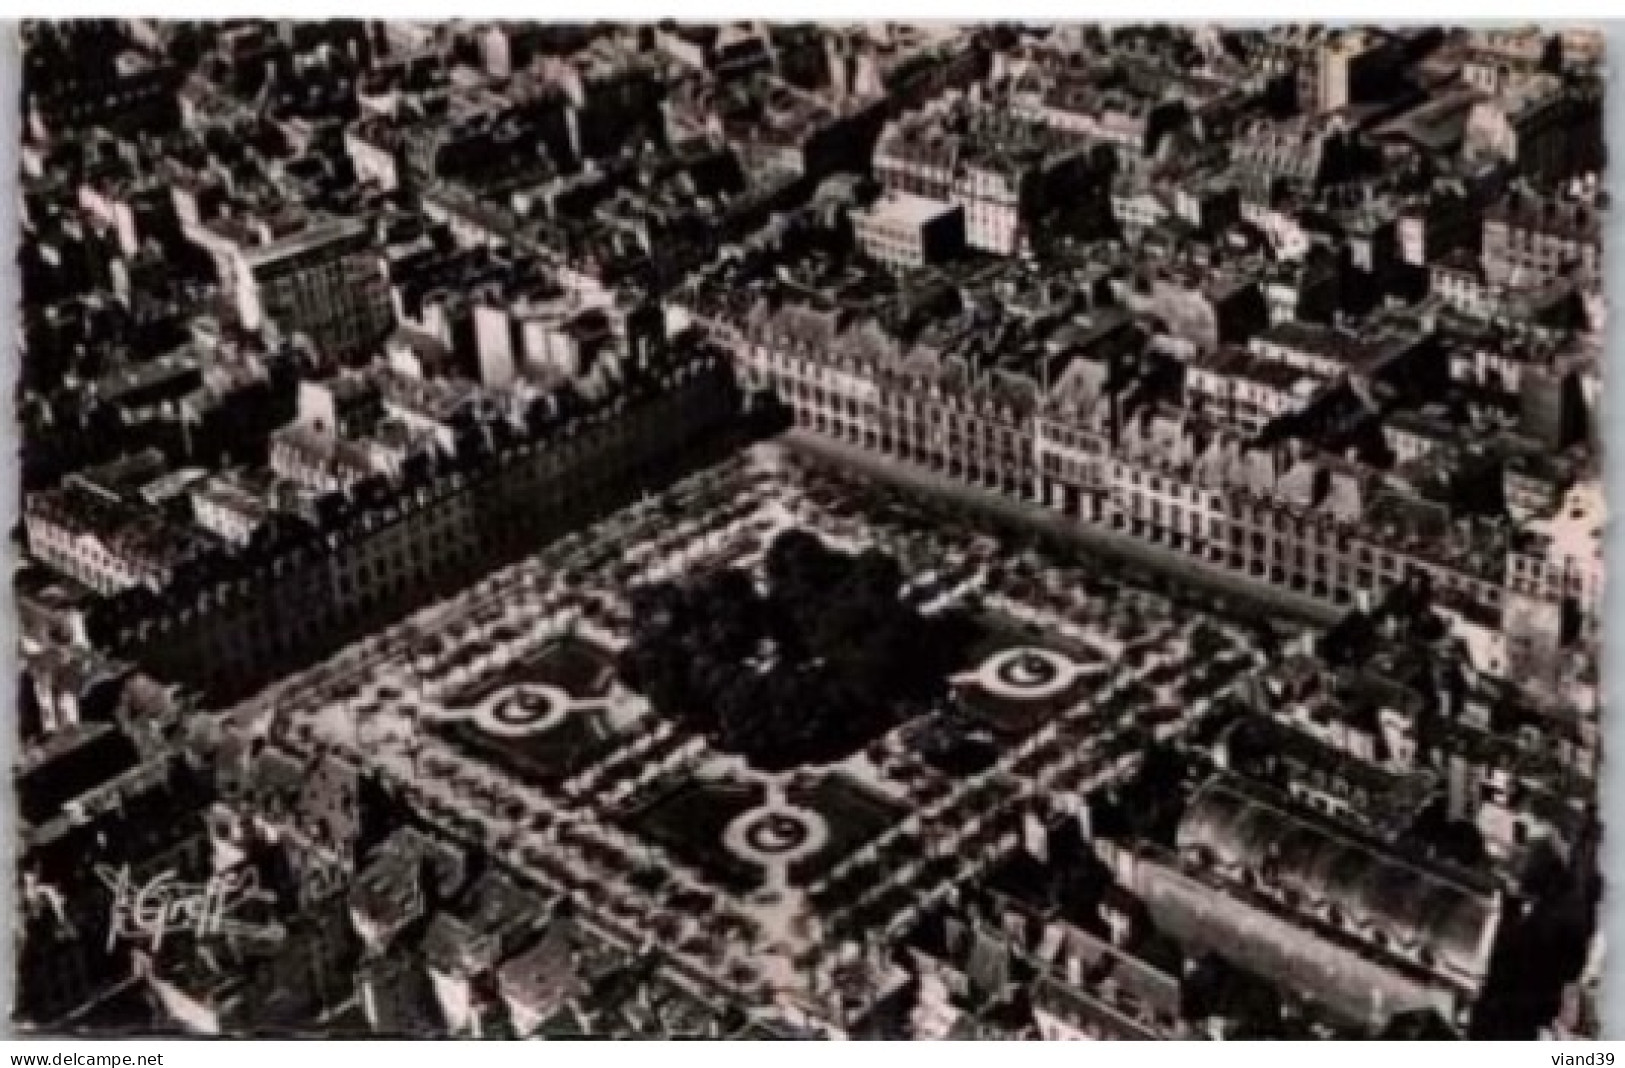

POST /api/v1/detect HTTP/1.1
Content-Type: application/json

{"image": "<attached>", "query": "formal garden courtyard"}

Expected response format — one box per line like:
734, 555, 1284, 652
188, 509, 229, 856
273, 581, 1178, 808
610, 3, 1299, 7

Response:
237, 442, 1283, 1004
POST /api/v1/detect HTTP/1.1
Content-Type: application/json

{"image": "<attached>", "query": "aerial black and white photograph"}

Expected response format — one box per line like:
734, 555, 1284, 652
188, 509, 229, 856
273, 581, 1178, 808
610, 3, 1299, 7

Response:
8, 20, 1608, 1039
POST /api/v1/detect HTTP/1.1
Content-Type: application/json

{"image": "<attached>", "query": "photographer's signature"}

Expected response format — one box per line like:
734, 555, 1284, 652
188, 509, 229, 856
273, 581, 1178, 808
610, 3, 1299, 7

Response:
95, 864, 287, 952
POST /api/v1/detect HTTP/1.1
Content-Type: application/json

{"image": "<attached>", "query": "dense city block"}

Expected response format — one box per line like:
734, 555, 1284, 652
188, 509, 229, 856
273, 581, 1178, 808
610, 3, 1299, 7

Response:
12, 21, 1605, 1039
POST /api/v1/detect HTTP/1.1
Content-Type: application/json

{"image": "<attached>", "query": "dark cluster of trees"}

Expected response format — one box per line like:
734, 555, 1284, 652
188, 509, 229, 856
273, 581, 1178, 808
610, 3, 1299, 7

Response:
1089, 740, 1192, 848
1402, 797, 1490, 871
1471, 844, 1599, 1039
1182, 953, 1317, 1039
620, 530, 978, 771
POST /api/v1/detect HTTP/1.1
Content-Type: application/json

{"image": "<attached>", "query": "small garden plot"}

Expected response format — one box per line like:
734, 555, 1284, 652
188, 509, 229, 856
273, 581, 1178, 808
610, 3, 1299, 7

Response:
952, 631, 1096, 738
435, 711, 616, 787
786, 774, 908, 887
438, 641, 597, 709
538, 639, 615, 696
625, 777, 768, 894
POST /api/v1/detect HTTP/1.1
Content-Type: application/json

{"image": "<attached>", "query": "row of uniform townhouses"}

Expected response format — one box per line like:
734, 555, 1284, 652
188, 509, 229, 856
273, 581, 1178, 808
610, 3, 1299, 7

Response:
688, 295, 1596, 667
22, 336, 741, 701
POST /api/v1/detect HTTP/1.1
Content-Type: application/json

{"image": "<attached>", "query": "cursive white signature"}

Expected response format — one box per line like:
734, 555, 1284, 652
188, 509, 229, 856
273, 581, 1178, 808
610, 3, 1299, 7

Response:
95, 864, 288, 953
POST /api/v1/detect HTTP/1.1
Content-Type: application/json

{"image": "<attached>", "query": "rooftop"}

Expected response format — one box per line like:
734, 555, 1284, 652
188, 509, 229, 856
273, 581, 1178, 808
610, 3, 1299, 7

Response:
1179, 775, 1500, 985
857, 190, 960, 227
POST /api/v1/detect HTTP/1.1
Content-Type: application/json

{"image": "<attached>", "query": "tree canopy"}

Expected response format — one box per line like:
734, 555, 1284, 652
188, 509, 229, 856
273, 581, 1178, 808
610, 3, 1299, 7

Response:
621, 530, 977, 771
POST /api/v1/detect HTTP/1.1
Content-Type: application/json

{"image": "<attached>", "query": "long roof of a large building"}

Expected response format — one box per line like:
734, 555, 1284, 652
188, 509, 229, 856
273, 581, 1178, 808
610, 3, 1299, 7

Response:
1178, 775, 1500, 985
